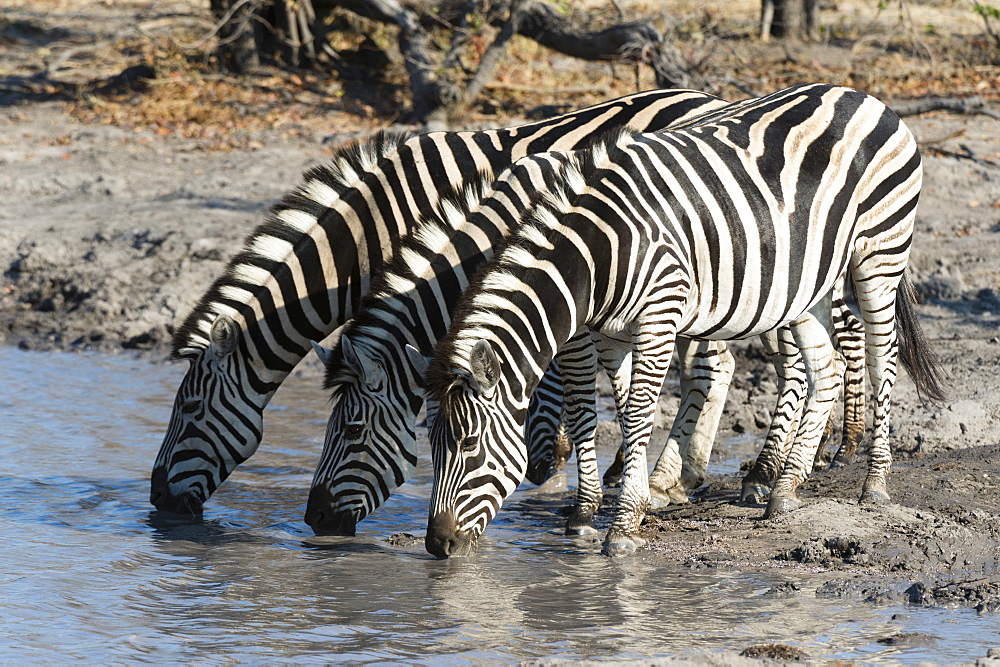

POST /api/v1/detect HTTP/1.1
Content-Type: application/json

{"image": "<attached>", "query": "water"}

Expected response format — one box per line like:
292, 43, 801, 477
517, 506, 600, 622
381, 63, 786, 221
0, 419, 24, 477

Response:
1, 347, 996, 663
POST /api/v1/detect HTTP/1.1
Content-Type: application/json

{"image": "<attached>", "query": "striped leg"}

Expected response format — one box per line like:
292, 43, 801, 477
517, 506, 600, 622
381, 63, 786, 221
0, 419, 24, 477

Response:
740, 328, 807, 504
830, 297, 867, 467
853, 269, 903, 505
765, 311, 843, 517
524, 363, 568, 485
603, 317, 682, 558
647, 339, 735, 507
593, 333, 633, 491
553, 332, 605, 535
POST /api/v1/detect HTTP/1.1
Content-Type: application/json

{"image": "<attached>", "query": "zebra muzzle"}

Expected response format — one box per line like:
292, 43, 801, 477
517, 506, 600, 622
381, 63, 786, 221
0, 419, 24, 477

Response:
149, 466, 205, 515
304, 485, 359, 536
425, 512, 476, 558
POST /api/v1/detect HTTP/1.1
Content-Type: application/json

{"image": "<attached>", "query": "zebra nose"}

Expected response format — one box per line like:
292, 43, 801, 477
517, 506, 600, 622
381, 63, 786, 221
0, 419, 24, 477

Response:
425, 512, 476, 558
524, 458, 552, 486
149, 466, 204, 515
304, 486, 358, 536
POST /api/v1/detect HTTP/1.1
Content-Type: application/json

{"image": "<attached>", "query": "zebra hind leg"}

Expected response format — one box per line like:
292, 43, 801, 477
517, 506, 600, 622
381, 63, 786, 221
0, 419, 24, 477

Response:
764, 312, 842, 517
830, 298, 867, 468
740, 328, 806, 505
648, 339, 735, 508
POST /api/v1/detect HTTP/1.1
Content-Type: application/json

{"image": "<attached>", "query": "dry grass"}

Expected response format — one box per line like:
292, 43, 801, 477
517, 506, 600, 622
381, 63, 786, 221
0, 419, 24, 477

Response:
3, 0, 999, 147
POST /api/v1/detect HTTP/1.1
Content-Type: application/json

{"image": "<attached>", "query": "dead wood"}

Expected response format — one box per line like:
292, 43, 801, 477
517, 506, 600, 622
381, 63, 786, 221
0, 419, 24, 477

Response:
892, 96, 1000, 120
306, 0, 674, 126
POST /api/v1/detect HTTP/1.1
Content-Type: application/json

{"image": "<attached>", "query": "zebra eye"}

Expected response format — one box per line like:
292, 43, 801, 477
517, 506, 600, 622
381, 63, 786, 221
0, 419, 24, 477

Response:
461, 436, 478, 453
180, 399, 200, 415
345, 422, 365, 440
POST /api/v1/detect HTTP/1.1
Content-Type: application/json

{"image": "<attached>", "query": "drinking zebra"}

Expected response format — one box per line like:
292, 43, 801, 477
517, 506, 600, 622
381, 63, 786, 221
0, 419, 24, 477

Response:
309, 142, 860, 536
149, 89, 733, 516
424, 83, 946, 558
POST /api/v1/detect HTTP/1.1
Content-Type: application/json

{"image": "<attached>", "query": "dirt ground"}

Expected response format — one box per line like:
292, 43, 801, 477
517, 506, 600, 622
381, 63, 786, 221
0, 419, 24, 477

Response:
3, 0, 1000, 636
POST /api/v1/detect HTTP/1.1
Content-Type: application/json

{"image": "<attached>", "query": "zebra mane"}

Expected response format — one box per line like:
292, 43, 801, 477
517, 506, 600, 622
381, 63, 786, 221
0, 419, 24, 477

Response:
171, 128, 415, 359
321, 168, 505, 391
425, 126, 635, 403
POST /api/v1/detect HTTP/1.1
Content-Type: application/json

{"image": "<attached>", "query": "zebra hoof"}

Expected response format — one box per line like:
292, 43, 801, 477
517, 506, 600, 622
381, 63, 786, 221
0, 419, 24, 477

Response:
649, 486, 688, 510
739, 484, 770, 506
566, 522, 599, 537
764, 495, 801, 518
859, 488, 890, 505
601, 531, 646, 557
829, 454, 853, 469
565, 508, 599, 536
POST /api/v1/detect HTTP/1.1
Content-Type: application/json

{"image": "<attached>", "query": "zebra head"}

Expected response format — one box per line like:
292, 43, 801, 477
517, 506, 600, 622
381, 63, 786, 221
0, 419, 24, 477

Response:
426, 340, 527, 558
306, 336, 429, 535
150, 314, 266, 515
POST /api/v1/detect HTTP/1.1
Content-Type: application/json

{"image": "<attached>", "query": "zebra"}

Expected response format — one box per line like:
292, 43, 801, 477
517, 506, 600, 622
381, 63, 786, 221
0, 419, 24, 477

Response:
309, 141, 862, 536
423, 83, 946, 559
148, 88, 733, 516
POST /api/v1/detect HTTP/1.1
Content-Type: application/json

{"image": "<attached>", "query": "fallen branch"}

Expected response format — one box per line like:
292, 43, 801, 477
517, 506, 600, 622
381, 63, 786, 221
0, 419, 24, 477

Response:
483, 82, 611, 95
923, 144, 1000, 168
892, 96, 1000, 120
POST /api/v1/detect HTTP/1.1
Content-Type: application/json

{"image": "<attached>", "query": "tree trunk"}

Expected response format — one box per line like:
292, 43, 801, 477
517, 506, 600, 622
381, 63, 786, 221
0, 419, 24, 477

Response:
210, 0, 261, 73
760, 0, 818, 41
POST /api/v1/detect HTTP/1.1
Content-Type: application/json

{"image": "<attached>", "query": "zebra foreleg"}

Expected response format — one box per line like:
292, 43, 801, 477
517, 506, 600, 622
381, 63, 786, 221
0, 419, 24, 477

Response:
553, 332, 605, 535
647, 339, 735, 508
601, 322, 679, 558
524, 362, 568, 485
592, 331, 633, 491
765, 312, 843, 517
740, 328, 807, 505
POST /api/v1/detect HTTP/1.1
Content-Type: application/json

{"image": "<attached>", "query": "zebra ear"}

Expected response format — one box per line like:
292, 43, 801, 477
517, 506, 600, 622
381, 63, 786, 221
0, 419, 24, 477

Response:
404, 344, 431, 387
311, 340, 335, 367
469, 339, 500, 396
209, 314, 239, 360
341, 334, 384, 390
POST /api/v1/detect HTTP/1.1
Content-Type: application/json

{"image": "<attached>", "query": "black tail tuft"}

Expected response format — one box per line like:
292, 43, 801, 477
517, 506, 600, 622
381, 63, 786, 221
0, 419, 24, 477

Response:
896, 270, 949, 404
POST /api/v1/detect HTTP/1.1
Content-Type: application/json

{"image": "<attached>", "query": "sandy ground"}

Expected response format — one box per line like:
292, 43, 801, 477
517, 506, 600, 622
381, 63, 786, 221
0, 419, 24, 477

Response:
3, 86, 1000, 649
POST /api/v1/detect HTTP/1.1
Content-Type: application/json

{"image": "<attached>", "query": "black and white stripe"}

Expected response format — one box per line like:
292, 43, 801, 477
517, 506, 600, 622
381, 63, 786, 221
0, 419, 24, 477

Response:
424, 83, 945, 558
149, 89, 731, 516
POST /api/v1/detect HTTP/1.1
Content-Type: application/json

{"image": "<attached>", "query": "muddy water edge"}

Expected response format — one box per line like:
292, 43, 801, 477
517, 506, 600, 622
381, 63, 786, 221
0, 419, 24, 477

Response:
2, 347, 1000, 663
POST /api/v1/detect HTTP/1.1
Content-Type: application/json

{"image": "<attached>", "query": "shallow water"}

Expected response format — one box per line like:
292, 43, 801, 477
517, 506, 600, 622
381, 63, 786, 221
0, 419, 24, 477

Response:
1, 347, 996, 663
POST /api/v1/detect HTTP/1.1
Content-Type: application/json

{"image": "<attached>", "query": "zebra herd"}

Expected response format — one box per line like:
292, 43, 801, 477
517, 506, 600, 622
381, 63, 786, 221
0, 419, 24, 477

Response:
150, 83, 945, 558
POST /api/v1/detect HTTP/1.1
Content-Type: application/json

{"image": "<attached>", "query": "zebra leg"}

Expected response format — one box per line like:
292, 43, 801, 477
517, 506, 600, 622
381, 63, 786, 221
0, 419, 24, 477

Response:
602, 446, 625, 487
853, 268, 903, 506
592, 332, 633, 490
679, 341, 734, 490
602, 323, 680, 558
739, 328, 806, 505
830, 297, 867, 468
647, 339, 735, 508
765, 311, 842, 517
524, 362, 568, 485
553, 332, 605, 535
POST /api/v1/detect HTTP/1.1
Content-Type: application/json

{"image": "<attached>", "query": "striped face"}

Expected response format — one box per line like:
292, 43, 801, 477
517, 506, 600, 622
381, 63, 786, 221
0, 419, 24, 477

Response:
150, 316, 266, 515
425, 343, 527, 558
306, 369, 421, 536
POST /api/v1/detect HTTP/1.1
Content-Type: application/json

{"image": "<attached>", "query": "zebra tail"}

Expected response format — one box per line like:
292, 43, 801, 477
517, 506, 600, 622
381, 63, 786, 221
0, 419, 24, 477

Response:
896, 269, 949, 404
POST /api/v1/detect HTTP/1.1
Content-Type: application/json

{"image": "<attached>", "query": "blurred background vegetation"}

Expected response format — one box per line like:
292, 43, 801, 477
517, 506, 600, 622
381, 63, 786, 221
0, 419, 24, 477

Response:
2, 0, 998, 147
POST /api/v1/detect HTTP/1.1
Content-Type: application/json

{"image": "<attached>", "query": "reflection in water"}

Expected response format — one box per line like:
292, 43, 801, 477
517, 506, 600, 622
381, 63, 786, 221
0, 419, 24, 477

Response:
1, 347, 996, 662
